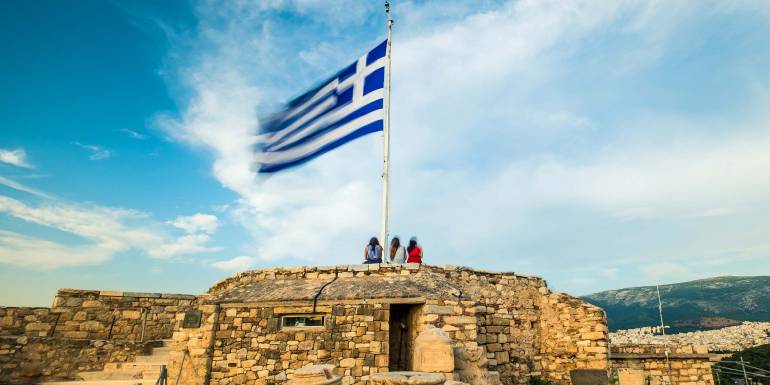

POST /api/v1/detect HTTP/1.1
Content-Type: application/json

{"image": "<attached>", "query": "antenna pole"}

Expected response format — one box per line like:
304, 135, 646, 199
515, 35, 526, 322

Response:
380, 1, 393, 262
741, 356, 750, 385
657, 285, 672, 385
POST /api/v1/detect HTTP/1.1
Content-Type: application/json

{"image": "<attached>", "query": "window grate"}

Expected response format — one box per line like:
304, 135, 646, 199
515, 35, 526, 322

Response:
281, 315, 325, 328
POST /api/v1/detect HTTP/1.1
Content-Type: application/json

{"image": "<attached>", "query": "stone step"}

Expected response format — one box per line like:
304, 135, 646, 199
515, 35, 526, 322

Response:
41, 380, 157, 385
77, 371, 142, 381
103, 362, 165, 372
133, 354, 168, 363
142, 370, 160, 380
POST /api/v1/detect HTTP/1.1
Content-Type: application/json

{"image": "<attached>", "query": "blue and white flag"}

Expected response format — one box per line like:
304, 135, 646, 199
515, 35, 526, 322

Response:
255, 40, 387, 173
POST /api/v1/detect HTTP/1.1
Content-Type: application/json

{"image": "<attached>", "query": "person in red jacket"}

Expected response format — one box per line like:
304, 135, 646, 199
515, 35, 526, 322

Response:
406, 236, 423, 264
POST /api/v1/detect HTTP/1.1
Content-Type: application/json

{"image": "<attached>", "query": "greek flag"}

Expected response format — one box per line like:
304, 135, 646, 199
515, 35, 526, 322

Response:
255, 40, 387, 173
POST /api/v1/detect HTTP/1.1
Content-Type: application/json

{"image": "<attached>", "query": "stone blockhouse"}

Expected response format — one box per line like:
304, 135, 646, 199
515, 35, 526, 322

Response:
167, 264, 609, 385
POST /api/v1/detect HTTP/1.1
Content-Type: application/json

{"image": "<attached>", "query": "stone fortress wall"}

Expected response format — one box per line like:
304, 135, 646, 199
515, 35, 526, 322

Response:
610, 345, 714, 385
540, 293, 609, 383
0, 289, 195, 384
168, 264, 610, 385
0, 264, 714, 385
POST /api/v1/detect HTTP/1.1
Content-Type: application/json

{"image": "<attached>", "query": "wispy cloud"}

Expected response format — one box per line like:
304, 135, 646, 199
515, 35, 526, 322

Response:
211, 255, 258, 271
116, 128, 148, 140
0, 195, 160, 267
0, 176, 53, 199
0, 148, 33, 168
148, 233, 221, 258
148, 213, 222, 258
0, 194, 223, 267
72, 142, 113, 160
169, 213, 219, 234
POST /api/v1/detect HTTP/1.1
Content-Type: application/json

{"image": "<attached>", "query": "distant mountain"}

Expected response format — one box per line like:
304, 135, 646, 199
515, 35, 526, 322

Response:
582, 276, 770, 332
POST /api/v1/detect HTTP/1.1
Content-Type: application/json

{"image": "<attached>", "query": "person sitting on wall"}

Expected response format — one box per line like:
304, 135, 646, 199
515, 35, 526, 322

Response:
390, 236, 408, 264
363, 237, 383, 264
406, 236, 423, 264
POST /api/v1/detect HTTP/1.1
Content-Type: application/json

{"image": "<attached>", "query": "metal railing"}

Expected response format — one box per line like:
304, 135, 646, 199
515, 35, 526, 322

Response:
153, 364, 168, 385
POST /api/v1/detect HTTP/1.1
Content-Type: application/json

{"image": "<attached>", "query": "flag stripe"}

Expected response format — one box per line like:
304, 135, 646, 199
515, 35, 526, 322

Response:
268, 90, 384, 152
259, 121, 383, 173
258, 107, 382, 164
265, 96, 337, 149
257, 110, 384, 170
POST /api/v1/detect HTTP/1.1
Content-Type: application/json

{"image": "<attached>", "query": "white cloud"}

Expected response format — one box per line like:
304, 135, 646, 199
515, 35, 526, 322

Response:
0, 195, 224, 267
211, 255, 258, 271
0, 176, 52, 199
116, 128, 148, 140
0, 230, 114, 268
170, 213, 220, 234
0, 196, 161, 267
501, 131, 770, 218
72, 142, 113, 160
148, 233, 221, 258
642, 262, 689, 281
149, 213, 223, 258
0, 148, 33, 168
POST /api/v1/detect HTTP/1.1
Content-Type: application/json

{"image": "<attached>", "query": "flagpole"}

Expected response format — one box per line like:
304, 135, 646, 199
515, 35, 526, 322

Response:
380, 1, 393, 262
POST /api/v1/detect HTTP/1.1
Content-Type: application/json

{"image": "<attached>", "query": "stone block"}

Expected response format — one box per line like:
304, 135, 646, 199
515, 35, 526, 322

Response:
413, 326, 454, 373
340, 358, 356, 368
24, 322, 50, 332
82, 300, 102, 308
423, 305, 455, 315
580, 332, 605, 341
443, 316, 476, 325
79, 320, 104, 332
123, 310, 142, 319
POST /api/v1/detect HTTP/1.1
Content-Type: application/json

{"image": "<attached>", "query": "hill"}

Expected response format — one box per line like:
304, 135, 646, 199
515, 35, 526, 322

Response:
582, 276, 770, 332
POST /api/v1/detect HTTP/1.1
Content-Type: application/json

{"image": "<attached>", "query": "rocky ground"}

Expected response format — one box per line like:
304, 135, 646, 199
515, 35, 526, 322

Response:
609, 321, 770, 352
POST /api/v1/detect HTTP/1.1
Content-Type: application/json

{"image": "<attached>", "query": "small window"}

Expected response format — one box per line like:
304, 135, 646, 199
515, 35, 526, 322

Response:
281, 314, 325, 328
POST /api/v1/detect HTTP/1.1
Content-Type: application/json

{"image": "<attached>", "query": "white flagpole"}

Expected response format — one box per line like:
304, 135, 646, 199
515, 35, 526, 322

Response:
380, 2, 393, 262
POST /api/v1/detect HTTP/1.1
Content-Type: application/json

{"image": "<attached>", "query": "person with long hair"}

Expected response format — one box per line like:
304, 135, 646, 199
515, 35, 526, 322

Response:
363, 237, 382, 264
406, 236, 423, 264
390, 236, 407, 264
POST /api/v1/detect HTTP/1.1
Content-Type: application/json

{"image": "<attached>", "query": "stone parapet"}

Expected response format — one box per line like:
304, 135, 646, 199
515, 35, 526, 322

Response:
207, 264, 546, 296
611, 344, 710, 358
0, 335, 147, 384
46, 288, 198, 341
610, 344, 714, 385
0, 307, 59, 337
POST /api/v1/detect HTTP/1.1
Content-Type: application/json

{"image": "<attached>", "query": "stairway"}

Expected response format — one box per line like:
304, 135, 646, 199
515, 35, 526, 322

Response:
41, 340, 170, 385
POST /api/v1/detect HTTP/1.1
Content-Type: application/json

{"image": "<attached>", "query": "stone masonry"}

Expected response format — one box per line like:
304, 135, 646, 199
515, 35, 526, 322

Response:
167, 264, 610, 385
0, 289, 195, 384
1, 264, 610, 385
610, 345, 714, 385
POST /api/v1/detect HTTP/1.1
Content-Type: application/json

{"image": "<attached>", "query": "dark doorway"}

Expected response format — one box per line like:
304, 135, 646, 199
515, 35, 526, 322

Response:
389, 304, 420, 371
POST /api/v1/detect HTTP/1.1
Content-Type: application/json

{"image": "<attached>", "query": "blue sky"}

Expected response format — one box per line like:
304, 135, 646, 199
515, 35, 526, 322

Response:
2, 0, 770, 306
